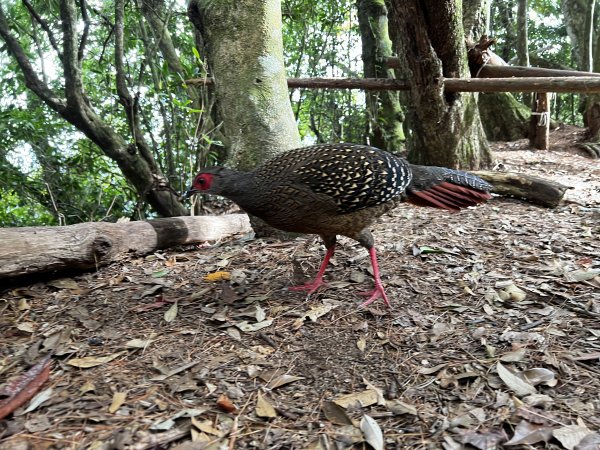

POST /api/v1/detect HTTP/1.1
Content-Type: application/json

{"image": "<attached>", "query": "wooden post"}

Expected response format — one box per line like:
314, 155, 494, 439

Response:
530, 92, 550, 149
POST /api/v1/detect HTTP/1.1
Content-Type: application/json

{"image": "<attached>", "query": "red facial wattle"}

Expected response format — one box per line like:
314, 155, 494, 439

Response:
194, 173, 214, 191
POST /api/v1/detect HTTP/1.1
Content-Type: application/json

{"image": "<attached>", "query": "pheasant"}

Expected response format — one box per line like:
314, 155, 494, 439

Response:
187, 144, 492, 307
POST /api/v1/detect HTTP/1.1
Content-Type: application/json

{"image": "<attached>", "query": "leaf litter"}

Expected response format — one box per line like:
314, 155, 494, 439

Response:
1, 128, 599, 448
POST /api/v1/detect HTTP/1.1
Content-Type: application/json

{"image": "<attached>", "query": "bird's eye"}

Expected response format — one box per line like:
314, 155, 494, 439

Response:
198, 178, 205, 185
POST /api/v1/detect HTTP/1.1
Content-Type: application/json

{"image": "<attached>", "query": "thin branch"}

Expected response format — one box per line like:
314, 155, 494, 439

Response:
59, 0, 84, 109
78, 0, 90, 62
21, 0, 62, 60
115, 0, 159, 173
0, 4, 65, 112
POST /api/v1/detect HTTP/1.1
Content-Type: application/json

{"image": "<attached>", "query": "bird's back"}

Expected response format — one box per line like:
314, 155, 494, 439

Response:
253, 143, 412, 214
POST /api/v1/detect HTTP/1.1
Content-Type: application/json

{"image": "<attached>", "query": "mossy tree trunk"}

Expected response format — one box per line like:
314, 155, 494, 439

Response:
478, 92, 530, 141
387, 0, 492, 169
357, 0, 405, 152
187, 0, 301, 171
462, 1, 531, 142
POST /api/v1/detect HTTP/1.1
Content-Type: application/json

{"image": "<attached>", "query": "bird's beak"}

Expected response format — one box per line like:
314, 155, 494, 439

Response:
185, 188, 198, 199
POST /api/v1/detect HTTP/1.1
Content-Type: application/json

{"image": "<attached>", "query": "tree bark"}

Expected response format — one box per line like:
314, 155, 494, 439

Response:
516, 0, 530, 67
478, 92, 529, 141
357, 0, 404, 151
187, 0, 301, 171
0, 216, 251, 280
387, 0, 492, 170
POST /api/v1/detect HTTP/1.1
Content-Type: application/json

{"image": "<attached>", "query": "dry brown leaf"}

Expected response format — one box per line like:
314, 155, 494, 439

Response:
216, 393, 237, 413
553, 425, 592, 450
322, 401, 353, 425
334, 389, 379, 409
505, 420, 553, 445
236, 319, 273, 332
386, 399, 417, 416
191, 417, 222, 436
521, 367, 557, 387
16, 322, 35, 333
460, 430, 508, 450
292, 303, 338, 330
500, 347, 527, 362
496, 362, 537, 396
267, 374, 305, 389
356, 336, 366, 352
124, 336, 156, 349
575, 433, 600, 450
68, 352, 124, 369
164, 301, 178, 322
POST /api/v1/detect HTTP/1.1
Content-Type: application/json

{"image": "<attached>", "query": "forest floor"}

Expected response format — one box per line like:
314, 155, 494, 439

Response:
1, 125, 600, 450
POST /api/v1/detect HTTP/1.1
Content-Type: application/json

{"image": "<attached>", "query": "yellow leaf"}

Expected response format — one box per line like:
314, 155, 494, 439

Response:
108, 392, 127, 413
255, 392, 277, 418
191, 417, 222, 436
18, 298, 31, 311
203, 271, 231, 282
356, 336, 366, 352
164, 302, 178, 323
80, 380, 96, 393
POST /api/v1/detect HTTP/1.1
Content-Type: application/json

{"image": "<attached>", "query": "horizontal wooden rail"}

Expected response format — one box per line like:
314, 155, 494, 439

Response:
186, 76, 600, 93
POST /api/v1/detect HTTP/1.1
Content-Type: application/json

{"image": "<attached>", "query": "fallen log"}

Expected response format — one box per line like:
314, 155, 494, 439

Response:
0, 215, 251, 280
470, 171, 569, 208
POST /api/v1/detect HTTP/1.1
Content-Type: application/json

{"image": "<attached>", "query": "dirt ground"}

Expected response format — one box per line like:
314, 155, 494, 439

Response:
1, 126, 599, 450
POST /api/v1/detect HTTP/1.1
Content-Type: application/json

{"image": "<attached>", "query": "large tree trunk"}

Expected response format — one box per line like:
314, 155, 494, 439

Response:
0, 1, 188, 217
187, 0, 301, 171
357, 0, 405, 152
0, 216, 251, 281
562, 0, 594, 72
387, 0, 492, 169
478, 92, 529, 141
562, 0, 600, 140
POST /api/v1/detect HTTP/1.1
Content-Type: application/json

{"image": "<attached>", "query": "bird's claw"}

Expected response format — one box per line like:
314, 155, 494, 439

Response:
288, 280, 327, 295
358, 286, 391, 308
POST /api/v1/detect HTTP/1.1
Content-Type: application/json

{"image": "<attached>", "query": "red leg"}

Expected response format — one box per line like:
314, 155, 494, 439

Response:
359, 247, 391, 308
288, 246, 335, 294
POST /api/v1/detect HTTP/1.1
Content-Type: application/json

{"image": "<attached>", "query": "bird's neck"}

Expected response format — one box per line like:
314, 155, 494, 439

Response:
216, 170, 263, 212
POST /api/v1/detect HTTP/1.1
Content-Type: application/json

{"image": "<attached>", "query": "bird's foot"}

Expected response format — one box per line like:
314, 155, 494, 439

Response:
358, 285, 391, 308
288, 279, 327, 295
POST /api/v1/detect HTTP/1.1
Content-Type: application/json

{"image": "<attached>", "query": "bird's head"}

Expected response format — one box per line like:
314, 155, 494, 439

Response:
185, 166, 239, 198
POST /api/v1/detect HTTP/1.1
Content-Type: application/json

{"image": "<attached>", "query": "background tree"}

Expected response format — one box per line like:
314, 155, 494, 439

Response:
0, 0, 215, 224
387, 0, 492, 169
282, 0, 367, 144
357, 0, 405, 151
469, 0, 531, 141
188, 0, 300, 171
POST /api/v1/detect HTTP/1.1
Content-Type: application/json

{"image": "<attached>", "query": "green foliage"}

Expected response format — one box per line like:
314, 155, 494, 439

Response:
282, 0, 367, 144
489, 0, 582, 125
0, 0, 214, 226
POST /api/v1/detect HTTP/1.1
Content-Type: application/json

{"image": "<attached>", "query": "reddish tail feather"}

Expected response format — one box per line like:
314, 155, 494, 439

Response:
406, 181, 492, 212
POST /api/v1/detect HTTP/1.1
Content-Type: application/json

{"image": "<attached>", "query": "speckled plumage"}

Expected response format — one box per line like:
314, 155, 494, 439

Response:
188, 143, 493, 307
